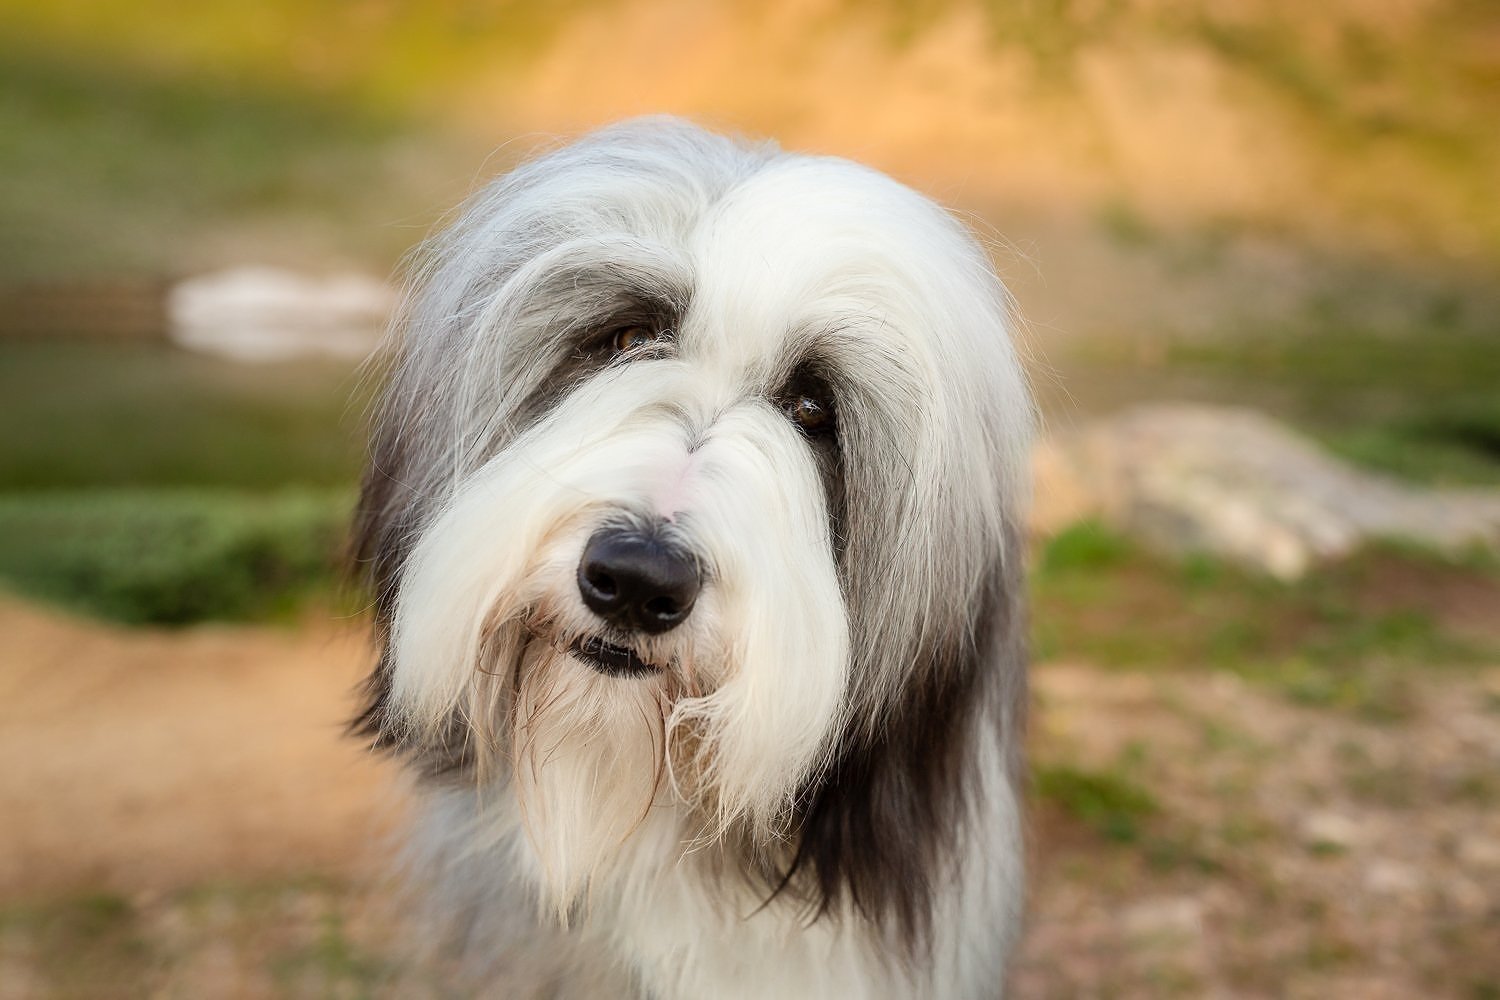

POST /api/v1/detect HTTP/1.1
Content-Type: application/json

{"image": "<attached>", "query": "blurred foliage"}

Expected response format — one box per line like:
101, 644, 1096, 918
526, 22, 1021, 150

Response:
1032, 522, 1500, 719
0, 343, 362, 623
1161, 330, 1500, 402
0, 46, 457, 281
0, 342, 363, 491
1034, 761, 1160, 843
1058, 329, 1500, 486
1169, 332, 1500, 486
0, 490, 351, 624
0, 878, 410, 999
0, 0, 583, 111
1, 0, 1498, 277
1325, 397, 1500, 487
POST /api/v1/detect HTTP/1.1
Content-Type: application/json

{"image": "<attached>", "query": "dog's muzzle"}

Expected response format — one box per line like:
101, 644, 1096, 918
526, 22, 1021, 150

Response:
576, 526, 701, 636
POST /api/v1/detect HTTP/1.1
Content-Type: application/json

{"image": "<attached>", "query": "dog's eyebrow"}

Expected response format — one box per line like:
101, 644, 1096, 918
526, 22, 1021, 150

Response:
501, 239, 694, 346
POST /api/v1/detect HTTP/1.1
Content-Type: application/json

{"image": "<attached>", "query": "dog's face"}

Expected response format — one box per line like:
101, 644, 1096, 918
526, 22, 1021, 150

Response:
354, 119, 1031, 936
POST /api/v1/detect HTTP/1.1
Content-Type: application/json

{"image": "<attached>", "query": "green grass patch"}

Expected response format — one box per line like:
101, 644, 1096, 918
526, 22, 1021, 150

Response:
1035, 519, 1134, 576
0, 342, 365, 624
1034, 762, 1159, 843
1161, 330, 1500, 403
1323, 396, 1500, 486
272, 911, 392, 998
1032, 523, 1500, 718
0, 489, 352, 624
1061, 330, 1500, 487
0, 877, 403, 999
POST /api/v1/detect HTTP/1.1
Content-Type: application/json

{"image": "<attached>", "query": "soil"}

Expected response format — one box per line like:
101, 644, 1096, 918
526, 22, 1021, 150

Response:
1, 595, 1496, 997
0, 597, 394, 899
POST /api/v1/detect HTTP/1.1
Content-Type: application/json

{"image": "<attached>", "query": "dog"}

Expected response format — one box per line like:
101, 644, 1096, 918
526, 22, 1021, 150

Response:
351, 117, 1033, 999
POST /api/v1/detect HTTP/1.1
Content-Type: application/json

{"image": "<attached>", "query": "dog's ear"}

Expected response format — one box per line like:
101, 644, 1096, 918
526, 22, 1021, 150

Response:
346, 405, 415, 750
775, 529, 1026, 952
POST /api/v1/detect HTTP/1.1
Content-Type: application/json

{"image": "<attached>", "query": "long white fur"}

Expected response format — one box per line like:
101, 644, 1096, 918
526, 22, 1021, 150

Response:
369, 117, 1032, 999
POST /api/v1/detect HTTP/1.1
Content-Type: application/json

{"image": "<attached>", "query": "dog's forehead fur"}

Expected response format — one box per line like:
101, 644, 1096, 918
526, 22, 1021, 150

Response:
397, 119, 1026, 454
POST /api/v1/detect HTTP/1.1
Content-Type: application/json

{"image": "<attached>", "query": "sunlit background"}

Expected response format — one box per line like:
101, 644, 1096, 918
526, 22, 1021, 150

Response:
1, 2, 1497, 996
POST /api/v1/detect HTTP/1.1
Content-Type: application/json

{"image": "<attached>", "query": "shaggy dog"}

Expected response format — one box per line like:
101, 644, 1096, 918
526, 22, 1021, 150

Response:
351, 117, 1033, 999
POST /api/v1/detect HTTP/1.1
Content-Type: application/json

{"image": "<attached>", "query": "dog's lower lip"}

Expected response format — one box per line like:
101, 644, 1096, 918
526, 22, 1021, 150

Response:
569, 635, 659, 677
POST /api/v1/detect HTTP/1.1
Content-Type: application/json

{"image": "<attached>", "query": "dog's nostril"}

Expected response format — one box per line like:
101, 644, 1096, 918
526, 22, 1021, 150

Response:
577, 528, 701, 635
587, 570, 618, 600
643, 596, 679, 620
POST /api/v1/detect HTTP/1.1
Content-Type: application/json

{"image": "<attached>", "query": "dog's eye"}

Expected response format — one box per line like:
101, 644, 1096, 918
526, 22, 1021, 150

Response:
609, 325, 664, 354
785, 394, 834, 435
777, 369, 838, 440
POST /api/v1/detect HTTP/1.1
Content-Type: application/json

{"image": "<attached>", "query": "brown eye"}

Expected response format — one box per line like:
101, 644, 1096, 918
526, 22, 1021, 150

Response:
786, 394, 834, 436
611, 325, 660, 354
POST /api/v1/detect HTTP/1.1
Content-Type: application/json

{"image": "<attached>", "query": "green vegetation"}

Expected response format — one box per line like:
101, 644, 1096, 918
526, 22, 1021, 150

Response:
1034, 762, 1159, 843
0, 879, 400, 999
1031, 522, 1500, 719
1059, 329, 1500, 487
0, 341, 363, 491
0, 46, 453, 282
272, 912, 392, 997
0, 2, 559, 281
0, 490, 352, 624
1179, 332, 1500, 487
0, 892, 146, 997
1325, 397, 1500, 487
1162, 330, 1500, 408
0, 342, 366, 624
0, 342, 366, 625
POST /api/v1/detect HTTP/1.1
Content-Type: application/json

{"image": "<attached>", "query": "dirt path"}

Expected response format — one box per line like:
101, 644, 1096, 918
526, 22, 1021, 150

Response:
0, 597, 395, 899
2, 597, 1497, 997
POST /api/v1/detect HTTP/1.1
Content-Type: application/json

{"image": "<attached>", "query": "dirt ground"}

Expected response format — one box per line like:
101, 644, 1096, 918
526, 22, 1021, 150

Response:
0, 597, 394, 899
1, 596, 1496, 998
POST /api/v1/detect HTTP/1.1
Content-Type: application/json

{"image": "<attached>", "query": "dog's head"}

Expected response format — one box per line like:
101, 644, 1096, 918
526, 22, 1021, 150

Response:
353, 118, 1031, 940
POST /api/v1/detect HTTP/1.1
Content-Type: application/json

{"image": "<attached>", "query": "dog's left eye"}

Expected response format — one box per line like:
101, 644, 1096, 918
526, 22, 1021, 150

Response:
608, 325, 666, 355
777, 370, 837, 440
785, 394, 834, 436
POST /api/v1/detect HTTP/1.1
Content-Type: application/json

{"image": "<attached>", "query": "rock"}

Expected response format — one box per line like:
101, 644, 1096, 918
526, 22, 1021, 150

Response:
1299, 810, 1364, 852
1121, 896, 1204, 940
1456, 835, 1500, 870
1364, 859, 1423, 897
167, 267, 396, 362
1033, 404, 1500, 578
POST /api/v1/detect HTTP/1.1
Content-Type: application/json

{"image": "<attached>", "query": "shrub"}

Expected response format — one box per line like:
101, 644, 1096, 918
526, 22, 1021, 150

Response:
0, 490, 352, 624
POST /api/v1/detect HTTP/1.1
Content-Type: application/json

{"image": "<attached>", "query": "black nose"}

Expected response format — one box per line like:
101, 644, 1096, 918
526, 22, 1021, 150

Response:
577, 528, 701, 635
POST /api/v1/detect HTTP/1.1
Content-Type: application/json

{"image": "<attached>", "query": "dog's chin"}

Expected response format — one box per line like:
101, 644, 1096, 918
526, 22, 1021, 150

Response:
567, 633, 662, 678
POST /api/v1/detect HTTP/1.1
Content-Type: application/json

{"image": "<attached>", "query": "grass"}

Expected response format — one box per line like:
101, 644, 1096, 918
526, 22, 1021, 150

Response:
0, 892, 148, 997
0, 44, 458, 283
1057, 328, 1500, 487
0, 878, 400, 999
1034, 762, 1159, 843
1234, 333, 1500, 486
1031, 522, 1500, 719
1324, 397, 1500, 487
0, 341, 367, 624
0, 341, 366, 624
0, 341, 364, 491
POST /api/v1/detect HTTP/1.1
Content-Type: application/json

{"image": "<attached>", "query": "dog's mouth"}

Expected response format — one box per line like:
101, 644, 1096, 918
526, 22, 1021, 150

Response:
568, 634, 660, 677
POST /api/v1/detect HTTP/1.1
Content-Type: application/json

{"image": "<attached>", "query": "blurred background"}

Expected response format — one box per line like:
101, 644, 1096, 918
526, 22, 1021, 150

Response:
1, 1, 1497, 996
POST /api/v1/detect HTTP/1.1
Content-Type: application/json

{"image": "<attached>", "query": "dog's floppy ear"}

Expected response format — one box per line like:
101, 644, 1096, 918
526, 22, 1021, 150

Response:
775, 528, 1026, 951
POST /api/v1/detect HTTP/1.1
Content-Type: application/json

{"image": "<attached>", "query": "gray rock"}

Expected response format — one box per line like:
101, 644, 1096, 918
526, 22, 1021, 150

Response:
1034, 404, 1500, 578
